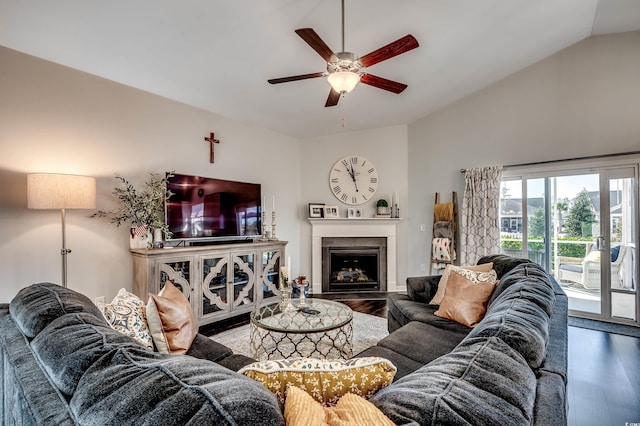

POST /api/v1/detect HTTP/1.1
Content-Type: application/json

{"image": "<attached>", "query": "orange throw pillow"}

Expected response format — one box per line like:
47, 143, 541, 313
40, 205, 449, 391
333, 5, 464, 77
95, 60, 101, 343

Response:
146, 281, 198, 354
430, 263, 494, 305
434, 270, 498, 327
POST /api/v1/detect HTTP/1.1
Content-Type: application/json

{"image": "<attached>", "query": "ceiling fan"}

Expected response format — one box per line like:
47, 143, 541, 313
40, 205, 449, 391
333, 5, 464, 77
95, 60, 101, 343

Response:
268, 0, 419, 107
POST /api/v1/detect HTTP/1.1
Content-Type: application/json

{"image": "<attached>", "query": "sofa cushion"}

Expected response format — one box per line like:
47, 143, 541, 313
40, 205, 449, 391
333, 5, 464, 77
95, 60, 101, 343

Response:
468, 264, 555, 368
477, 254, 531, 279
434, 270, 498, 327
488, 263, 554, 313
430, 263, 495, 305
370, 337, 537, 426
353, 346, 423, 382
376, 321, 466, 366
387, 294, 472, 335
146, 281, 198, 354
30, 312, 145, 395
70, 347, 285, 426
9, 282, 105, 338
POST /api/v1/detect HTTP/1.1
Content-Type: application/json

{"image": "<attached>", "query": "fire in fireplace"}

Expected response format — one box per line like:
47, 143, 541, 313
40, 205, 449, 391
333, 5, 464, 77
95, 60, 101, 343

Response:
322, 237, 387, 293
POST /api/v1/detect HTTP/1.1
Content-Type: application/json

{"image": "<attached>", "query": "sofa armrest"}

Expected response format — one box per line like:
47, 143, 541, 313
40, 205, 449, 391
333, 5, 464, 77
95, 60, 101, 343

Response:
406, 275, 441, 303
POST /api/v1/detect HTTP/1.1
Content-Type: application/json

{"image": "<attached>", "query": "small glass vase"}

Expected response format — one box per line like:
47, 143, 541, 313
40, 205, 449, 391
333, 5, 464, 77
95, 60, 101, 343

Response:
279, 286, 296, 313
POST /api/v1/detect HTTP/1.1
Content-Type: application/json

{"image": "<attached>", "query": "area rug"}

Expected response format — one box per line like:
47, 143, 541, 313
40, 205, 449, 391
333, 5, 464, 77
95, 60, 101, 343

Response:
211, 312, 389, 358
568, 316, 640, 338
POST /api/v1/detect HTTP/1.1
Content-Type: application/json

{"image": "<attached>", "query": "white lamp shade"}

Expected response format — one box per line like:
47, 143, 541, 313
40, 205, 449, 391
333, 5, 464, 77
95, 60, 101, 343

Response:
27, 173, 96, 210
327, 71, 361, 94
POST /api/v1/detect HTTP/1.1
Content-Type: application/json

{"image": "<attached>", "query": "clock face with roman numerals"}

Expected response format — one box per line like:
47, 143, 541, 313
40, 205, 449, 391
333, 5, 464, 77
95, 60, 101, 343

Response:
329, 155, 379, 205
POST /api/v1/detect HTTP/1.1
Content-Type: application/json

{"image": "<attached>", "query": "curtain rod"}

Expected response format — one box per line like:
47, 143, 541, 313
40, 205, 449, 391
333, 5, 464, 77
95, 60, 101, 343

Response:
460, 150, 640, 173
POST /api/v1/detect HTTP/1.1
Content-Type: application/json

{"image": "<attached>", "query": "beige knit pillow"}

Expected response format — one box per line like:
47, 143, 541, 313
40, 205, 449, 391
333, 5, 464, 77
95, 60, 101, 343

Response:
284, 386, 395, 426
430, 263, 495, 305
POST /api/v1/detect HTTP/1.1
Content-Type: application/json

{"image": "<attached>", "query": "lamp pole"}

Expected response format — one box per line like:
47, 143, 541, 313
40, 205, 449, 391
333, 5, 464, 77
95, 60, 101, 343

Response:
60, 208, 72, 287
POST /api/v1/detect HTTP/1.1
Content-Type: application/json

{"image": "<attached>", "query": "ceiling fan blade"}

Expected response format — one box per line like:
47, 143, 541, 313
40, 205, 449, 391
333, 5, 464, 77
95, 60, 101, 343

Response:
359, 34, 419, 68
325, 88, 341, 107
360, 74, 407, 94
268, 72, 325, 84
295, 28, 338, 63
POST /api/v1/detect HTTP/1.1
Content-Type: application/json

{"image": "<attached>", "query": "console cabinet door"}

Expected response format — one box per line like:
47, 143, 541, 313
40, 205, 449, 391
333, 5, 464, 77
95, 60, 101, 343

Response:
200, 255, 230, 322
231, 252, 255, 309
259, 248, 282, 303
155, 257, 194, 303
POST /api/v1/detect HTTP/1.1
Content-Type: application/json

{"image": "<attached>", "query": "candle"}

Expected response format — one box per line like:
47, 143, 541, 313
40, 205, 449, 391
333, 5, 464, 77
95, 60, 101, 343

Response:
272, 195, 276, 212
287, 256, 292, 279
263, 196, 266, 212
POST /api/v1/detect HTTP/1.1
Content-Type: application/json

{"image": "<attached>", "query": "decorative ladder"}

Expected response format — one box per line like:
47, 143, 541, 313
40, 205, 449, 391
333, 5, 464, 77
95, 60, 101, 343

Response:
429, 192, 458, 275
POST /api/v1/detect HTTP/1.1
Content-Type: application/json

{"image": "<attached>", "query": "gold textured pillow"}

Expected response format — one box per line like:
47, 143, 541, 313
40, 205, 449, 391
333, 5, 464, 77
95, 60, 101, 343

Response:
100, 288, 153, 350
238, 357, 396, 405
430, 263, 495, 305
434, 270, 498, 327
284, 386, 395, 426
146, 281, 197, 354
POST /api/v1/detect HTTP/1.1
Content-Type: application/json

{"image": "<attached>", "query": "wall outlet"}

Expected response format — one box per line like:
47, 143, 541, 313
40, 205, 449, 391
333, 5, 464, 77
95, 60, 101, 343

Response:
420, 224, 426, 232
420, 263, 426, 272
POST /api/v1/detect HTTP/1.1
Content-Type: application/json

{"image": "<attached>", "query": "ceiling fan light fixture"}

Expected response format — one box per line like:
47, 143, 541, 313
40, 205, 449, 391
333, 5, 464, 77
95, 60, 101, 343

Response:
327, 71, 360, 94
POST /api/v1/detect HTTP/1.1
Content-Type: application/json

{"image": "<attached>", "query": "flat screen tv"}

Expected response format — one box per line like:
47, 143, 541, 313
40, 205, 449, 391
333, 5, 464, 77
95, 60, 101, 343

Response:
165, 173, 261, 242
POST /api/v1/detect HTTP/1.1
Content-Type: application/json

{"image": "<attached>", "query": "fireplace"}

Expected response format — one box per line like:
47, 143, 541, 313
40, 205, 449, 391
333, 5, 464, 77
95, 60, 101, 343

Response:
322, 237, 387, 293
310, 218, 399, 294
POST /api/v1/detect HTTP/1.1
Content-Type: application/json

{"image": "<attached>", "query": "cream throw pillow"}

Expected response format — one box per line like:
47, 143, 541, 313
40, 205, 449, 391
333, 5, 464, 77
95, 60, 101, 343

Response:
284, 386, 394, 426
430, 263, 495, 305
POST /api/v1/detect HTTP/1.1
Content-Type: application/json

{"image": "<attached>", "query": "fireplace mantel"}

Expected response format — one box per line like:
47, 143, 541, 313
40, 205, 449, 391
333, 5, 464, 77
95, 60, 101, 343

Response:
310, 218, 401, 294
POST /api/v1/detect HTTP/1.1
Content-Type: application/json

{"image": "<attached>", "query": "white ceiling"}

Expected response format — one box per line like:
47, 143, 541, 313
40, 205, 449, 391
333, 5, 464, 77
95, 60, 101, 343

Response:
1, 0, 639, 139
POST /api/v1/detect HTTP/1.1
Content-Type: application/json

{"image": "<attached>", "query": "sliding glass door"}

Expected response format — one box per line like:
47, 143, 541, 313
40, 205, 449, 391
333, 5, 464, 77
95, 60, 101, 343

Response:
500, 164, 638, 326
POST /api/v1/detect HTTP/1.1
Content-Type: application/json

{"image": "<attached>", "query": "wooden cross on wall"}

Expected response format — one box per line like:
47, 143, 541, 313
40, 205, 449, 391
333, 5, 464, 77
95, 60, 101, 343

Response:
204, 132, 220, 163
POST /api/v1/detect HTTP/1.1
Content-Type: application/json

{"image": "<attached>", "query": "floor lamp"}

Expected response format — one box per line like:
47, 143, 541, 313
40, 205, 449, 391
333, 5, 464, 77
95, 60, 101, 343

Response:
27, 173, 96, 288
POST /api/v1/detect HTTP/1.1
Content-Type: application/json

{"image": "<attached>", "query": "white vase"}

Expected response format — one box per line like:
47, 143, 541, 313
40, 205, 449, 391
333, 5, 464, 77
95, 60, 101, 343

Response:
130, 225, 152, 249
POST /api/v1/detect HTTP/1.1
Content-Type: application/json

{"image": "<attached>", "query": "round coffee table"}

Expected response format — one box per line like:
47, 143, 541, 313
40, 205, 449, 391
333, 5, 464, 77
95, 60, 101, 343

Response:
250, 299, 353, 360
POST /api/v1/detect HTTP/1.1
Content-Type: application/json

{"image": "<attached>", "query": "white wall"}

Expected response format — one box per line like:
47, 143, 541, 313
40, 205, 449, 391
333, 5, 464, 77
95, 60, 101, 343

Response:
299, 125, 409, 290
2, 30, 639, 302
0, 46, 301, 303
407, 31, 640, 277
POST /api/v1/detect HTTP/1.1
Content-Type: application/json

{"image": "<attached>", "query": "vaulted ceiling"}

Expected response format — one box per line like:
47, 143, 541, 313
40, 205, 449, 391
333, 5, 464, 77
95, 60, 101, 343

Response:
1, 0, 639, 138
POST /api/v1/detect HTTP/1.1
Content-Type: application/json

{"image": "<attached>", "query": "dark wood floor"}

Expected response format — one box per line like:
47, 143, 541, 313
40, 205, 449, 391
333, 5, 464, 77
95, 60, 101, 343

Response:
201, 292, 640, 424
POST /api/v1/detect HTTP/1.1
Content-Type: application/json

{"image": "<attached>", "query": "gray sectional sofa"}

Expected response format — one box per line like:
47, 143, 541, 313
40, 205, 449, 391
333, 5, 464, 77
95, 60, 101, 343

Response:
0, 254, 567, 425
361, 254, 568, 425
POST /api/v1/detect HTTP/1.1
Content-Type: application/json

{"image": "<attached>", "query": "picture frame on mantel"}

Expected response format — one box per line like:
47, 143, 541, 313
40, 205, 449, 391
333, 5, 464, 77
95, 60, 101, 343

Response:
323, 206, 339, 219
308, 203, 325, 218
347, 208, 362, 219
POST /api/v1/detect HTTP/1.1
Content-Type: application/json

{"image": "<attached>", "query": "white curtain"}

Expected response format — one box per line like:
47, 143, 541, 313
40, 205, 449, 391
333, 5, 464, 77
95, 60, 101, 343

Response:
460, 166, 503, 265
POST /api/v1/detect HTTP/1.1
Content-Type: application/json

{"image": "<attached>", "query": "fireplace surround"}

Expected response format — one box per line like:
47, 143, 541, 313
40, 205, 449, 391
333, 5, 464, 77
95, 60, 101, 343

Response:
310, 218, 400, 294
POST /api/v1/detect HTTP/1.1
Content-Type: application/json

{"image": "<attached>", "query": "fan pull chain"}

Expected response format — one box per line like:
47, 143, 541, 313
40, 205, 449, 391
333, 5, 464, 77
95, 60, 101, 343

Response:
341, 113, 345, 128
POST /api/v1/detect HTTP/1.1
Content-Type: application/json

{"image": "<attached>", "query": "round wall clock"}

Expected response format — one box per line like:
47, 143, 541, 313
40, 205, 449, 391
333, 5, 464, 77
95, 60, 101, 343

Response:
329, 155, 379, 205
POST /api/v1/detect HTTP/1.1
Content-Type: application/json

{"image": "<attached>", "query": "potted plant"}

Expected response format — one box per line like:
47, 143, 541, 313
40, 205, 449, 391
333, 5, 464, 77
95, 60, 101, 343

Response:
93, 172, 173, 248
376, 199, 390, 216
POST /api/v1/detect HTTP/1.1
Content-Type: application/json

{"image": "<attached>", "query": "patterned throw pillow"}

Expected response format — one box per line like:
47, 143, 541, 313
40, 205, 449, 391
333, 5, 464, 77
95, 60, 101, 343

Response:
284, 386, 394, 426
238, 357, 397, 406
430, 263, 496, 305
100, 288, 153, 350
